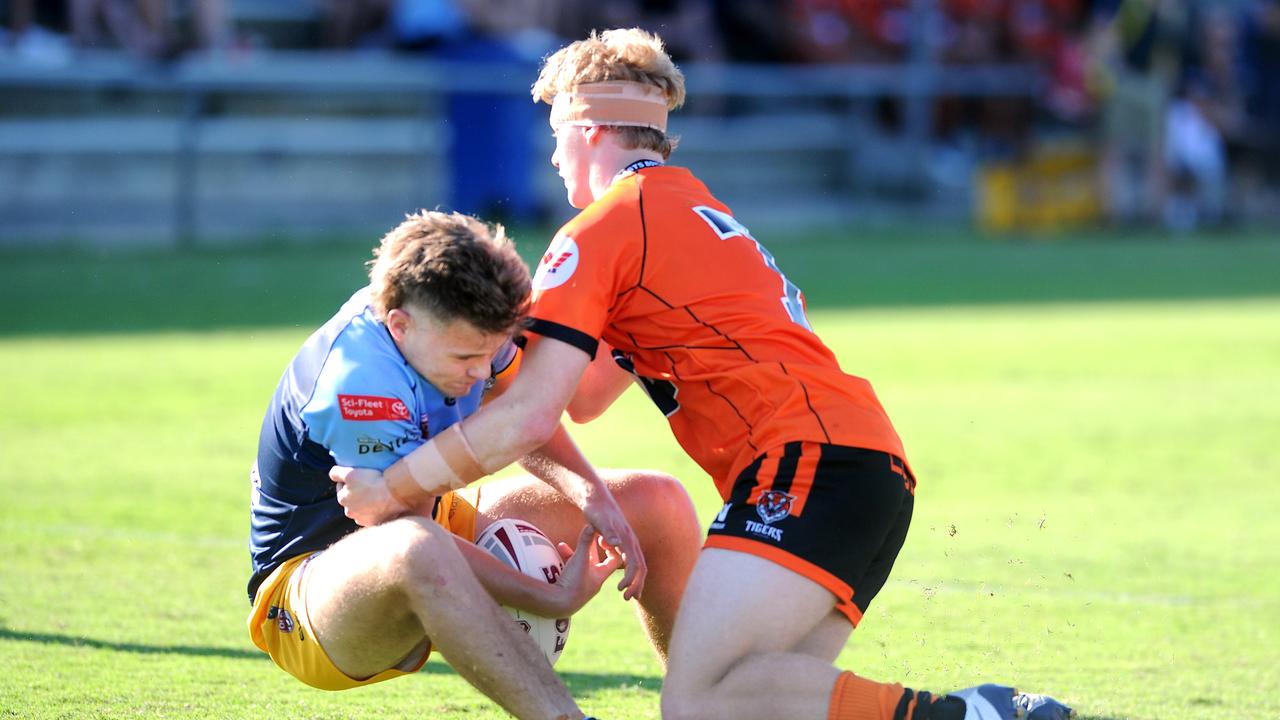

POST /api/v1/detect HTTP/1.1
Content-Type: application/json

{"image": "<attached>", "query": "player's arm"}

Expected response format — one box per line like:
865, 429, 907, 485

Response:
518, 422, 647, 600
330, 335, 591, 524
565, 341, 634, 423
452, 525, 620, 617
378, 333, 591, 494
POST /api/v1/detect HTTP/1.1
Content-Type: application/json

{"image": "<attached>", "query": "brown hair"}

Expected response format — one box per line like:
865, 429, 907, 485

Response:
367, 210, 530, 334
532, 28, 686, 159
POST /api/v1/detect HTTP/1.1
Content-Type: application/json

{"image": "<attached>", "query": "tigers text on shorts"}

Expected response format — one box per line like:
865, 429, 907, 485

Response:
705, 442, 915, 626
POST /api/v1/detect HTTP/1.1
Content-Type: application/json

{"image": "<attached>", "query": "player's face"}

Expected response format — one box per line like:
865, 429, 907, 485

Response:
551, 123, 594, 209
389, 306, 511, 398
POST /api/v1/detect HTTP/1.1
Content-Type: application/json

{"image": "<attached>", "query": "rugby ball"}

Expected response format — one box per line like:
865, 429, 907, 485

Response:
474, 518, 571, 666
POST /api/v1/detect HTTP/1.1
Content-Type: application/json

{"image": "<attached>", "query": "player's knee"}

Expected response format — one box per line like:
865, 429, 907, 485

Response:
615, 471, 696, 520
381, 517, 459, 586
639, 472, 701, 536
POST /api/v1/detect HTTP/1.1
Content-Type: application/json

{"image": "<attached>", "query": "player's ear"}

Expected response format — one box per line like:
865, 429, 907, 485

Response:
385, 307, 411, 342
583, 125, 605, 145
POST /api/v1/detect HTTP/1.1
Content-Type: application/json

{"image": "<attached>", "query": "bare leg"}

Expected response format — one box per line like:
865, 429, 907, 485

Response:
304, 516, 584, 720
473, 469, 703, 668
660, 548, 855, 720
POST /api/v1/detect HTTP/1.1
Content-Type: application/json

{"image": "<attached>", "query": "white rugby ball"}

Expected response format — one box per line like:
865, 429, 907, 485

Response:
474, 518, 571, 666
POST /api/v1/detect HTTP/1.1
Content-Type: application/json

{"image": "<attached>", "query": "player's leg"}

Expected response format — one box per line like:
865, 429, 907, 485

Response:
303, 515, 585, 720
661, 442, 929, 720
661, 547, 850, 719
661, 443, 1073, 720
471, 468, 703, 666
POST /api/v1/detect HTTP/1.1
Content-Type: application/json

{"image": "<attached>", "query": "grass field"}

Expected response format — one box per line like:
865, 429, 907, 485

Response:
2, 227, 1278, 719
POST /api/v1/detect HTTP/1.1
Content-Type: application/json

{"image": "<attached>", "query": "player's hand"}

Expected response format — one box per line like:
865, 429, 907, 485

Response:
581, 491, 647, 601
329, 466, 409, 526
547, 526, 622, 616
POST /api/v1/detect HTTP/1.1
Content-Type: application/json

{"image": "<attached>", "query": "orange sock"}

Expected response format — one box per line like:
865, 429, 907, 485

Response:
827, 671, 906, 720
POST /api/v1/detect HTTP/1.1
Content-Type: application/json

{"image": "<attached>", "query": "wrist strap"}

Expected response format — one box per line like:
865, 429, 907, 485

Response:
436, 422, 488, 481
403, 423, 485, 494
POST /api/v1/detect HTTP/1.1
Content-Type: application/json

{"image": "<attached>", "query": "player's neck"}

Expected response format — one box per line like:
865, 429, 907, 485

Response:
591, 150, 665, 200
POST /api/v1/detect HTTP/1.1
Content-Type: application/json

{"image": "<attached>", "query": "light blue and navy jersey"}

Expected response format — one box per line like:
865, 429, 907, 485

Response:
248, 287, 517, 601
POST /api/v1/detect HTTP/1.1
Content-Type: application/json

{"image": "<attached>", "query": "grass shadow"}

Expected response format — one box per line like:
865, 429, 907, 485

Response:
2, 627, 661, 692
419, 658, 660, 694
0, 627, 268, 661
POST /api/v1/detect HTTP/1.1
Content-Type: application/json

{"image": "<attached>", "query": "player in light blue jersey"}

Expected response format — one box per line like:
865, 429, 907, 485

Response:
248, 211, 702, 720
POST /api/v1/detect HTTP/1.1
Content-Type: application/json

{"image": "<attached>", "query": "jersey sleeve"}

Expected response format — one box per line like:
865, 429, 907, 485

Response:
526, 203, 641, 360
491, 338, 519, 377
300, 345, 422, 470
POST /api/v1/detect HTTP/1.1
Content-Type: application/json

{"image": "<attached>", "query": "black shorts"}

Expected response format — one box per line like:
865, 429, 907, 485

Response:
704, 442, 915, 626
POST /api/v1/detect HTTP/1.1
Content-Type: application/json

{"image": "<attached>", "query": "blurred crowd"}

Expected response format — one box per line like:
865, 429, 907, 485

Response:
3, 0, 1278, 229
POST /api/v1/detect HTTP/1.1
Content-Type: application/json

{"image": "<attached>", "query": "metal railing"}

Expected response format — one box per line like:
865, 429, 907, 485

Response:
0, 49, 1042, 245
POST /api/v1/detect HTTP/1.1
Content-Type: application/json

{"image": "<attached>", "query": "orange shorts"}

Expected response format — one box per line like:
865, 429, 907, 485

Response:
247, 487, 481, 690
704, 443, 915, 627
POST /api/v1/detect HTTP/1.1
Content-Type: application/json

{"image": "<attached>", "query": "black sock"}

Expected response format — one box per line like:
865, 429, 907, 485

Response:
894, 688, 968, 720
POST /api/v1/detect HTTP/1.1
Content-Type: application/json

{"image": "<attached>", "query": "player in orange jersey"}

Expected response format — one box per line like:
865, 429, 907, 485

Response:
332, 28, 1073, 720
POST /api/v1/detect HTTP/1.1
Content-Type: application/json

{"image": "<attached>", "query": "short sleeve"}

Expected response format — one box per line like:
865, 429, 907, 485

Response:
490, 338, 519, 377
526, 204, 641, 359
301, 343, 422, 470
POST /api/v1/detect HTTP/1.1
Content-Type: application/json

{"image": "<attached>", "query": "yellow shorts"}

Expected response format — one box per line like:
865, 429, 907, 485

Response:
247, 487, 481, 690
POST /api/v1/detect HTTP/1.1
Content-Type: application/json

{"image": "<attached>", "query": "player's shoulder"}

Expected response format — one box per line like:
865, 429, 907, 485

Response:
560, 167, 697, 237
309, 301, 415, 407
564, 184, 641, 239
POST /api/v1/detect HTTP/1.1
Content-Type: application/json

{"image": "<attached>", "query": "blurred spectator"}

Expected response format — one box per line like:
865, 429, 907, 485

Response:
1008, 0, 1094, 123
1238, 0, 1280, 219
438, 0, 559, 224
1162, 5, 1244, 230
312, 0, 555, 222
780, 0, 870, 63
1089, 0, 1191, 226
712, 0, 789, 63
2, 0, 73, 64
2, 0, 33, 42
316, 0, 390, 49
592, 0, 724, 63
71, 0, 231, 58
71, 0, 166, 57
843, 0, 913, 63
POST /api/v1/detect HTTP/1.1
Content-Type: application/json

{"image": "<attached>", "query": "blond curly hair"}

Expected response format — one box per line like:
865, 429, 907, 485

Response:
532, 28, 687, 158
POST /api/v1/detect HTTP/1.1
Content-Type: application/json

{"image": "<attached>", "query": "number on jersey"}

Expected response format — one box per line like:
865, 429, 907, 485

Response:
692, 206, 812, 331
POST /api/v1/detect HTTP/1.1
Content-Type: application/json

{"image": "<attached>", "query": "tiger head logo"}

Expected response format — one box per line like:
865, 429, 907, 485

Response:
756, 490, 794, 525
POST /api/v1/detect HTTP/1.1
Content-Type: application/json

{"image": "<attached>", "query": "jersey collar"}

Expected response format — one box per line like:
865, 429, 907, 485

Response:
610, 158, 664, 187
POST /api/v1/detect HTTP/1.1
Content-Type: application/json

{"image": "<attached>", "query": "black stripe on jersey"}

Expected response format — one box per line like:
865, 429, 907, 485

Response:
682, 305, 756, 361
627, 339, 742, 352
767, 441, 803, 495
663, 350, 681, 380
637, 182, 649, 287
525, 317, 599, 359
639, 285, 674, 309
779, 362, 832, 444
703, 379, 759, 454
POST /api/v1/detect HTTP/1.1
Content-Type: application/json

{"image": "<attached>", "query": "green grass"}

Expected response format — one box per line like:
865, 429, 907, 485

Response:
2, 228, 1278, 719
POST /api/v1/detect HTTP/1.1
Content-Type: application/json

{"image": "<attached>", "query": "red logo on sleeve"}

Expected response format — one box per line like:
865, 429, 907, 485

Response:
533, 236, 579, 290
338, 395, 411, 421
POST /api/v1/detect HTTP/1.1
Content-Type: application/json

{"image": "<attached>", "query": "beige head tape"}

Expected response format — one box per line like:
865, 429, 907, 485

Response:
549, 81, 669, 132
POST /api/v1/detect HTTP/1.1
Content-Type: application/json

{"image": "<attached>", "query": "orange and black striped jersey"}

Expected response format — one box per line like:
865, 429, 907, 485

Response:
526, 166, 908, 499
